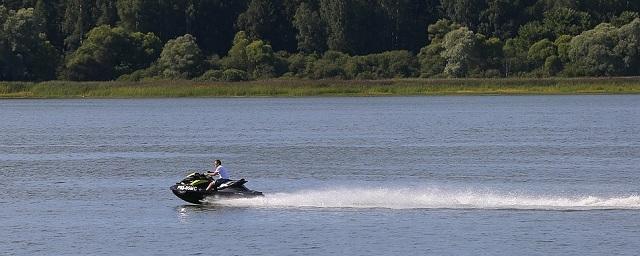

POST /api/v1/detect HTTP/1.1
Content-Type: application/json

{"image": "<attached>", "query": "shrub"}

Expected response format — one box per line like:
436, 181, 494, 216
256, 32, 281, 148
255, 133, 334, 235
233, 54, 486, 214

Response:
346, 50, 418, 79
65, 25, 161, 81
221, 69, 249, 82
0, 7, 59, 81
567, 23, 622, 76
306, 51, 349, 79
158, 34, 204, 79
418, 43, 446, 77
195, 70, 224, 82
544, 55, 563, 76
528, 39, 557, 67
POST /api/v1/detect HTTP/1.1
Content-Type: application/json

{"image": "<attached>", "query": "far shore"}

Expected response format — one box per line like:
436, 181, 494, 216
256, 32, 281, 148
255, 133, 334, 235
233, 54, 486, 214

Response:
2, 77, 640, 98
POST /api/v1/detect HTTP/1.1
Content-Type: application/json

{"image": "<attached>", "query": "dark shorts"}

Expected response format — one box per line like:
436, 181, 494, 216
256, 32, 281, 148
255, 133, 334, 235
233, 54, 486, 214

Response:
213, 178, 230, 188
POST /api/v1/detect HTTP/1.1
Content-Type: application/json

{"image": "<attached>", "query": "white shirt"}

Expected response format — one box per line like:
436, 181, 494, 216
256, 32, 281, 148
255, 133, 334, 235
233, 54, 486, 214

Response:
215, 165, 230, 179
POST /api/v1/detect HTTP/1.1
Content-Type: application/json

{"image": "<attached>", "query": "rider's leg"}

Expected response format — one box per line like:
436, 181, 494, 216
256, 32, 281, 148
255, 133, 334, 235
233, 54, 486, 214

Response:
206, 180, 216, 191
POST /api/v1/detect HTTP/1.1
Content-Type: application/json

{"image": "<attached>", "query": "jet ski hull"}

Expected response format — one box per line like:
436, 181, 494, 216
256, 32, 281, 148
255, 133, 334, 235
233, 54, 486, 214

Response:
170, 184, 210, 204
170, 178, 263, 204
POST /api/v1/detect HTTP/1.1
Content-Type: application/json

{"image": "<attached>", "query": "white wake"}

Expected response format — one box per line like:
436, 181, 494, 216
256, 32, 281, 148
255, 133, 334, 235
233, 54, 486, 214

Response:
206, 187, 640, 210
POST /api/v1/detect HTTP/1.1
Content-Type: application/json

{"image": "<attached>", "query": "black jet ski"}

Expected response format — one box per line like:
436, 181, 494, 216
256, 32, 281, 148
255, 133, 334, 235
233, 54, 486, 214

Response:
170, 172, 263, 204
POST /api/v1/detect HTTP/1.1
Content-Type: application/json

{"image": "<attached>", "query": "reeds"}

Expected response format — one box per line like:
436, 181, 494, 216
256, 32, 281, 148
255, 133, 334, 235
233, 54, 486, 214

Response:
2, 77, 640, 98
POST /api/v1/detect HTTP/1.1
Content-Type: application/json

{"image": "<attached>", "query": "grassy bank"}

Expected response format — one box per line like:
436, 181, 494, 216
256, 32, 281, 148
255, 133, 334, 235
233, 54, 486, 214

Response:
2, 77, 640, 98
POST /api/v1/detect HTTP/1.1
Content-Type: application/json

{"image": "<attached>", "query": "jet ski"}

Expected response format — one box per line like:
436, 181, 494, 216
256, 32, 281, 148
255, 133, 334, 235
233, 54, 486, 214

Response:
170, 172, 263, 204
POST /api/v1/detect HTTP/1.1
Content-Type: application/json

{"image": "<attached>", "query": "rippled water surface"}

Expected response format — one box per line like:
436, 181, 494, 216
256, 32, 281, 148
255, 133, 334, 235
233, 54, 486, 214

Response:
1, 96, 640, 255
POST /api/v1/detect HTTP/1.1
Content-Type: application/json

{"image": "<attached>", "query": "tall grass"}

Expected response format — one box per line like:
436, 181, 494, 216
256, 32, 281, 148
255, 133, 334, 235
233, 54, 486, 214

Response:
2, 77, 640, 98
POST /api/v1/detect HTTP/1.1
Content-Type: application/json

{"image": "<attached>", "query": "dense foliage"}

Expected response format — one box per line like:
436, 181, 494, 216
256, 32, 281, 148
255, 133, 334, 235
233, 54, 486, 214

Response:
1, 0, 640, 81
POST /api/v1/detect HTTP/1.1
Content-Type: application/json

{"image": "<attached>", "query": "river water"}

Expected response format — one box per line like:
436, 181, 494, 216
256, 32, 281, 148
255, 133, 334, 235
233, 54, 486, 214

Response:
1, 96, 639, 255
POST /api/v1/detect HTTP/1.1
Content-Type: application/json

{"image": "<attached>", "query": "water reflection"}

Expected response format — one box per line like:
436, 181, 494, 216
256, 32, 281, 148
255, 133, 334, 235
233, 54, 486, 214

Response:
176, 205, 211, 223
175, 203, 243, 223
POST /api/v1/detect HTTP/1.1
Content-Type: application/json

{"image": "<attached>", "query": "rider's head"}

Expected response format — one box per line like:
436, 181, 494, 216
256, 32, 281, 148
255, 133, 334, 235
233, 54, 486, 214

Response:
214, 160, 222, 166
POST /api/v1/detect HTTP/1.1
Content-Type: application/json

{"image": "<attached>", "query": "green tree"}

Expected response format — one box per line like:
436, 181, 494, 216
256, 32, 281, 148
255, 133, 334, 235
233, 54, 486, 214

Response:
0, 7, 58, 81
293, 2, 327, 53
417, 43, 446, 77
34, 0, 64, 50
383, 50, 419, 78
427, 19, 462, 42
478, 0, 531, 39
222, 31, 251, 71
566, 23, 621, 76
286, 52, 319, 78
116, 0, 200, 43
611, 11, 639, 27
441, 27, 480, 77
308, 50, 349, 79
614, 18, 640, 74
319, 0, 349, 53
502, 20, 553, 75
578, 0, 640, 24
417, 19, 462, 77
378, 0, 439, 51
190, 0, 249, 55
116, 0, 143, 31
64, 25, 161, 81
554, 35, 572, 63
529, 0, 577, 19
62, 0, 95, 51
245, 39, 277, 79
0, 0, 34, 10
528, 39, 556, 67
236, 0, 297, 52
542, 7, 591, 38
221, 31, 279, 79
221, 68, 249, 81
95, 0, 118, 26
480, 36, 504, 75
503, 37, 537, 76
345, 50, 417, 79
516, 21, 551, 45
544, 55, 562, 76
441, 0, 487, 31
157, 34, 203, 79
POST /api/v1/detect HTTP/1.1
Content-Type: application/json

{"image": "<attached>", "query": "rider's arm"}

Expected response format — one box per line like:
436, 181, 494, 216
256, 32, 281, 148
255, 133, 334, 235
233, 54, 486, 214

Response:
209, 166, 221, 175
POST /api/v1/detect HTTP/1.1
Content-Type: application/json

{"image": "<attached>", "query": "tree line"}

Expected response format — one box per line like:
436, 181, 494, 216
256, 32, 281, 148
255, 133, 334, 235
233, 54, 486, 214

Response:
1, 0, 640, 82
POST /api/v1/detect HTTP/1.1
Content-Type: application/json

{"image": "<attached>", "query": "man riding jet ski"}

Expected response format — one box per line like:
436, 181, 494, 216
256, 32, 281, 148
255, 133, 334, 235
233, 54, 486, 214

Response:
205, 159, 230, 191
170, 160, 262, 204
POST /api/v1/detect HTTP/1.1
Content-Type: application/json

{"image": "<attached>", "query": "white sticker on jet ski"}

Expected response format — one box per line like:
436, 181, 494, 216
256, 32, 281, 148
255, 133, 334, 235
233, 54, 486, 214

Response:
177, 185, 198, 191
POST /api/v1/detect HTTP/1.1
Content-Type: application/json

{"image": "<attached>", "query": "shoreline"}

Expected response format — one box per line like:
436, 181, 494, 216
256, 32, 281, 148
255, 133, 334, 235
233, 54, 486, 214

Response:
2, 77, 640, 98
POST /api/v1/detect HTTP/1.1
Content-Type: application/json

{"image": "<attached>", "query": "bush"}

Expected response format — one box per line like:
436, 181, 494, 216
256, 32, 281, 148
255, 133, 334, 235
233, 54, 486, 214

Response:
0, 7, 59, 81
221, 69, 249, 82
117, 64, 162, 81
418, 43, 446, 77
484, 69, 502, 78
378, 51, 419, 78
203, 55, 222, 71
441, 27, 481, 78
612, 11, 639, 27
65, 25, 161, 81
544, 55, 562, 76
287, 53, 319, 78
245, 40, 276, 79
158, 34, 204, 79
309, 60, 347, 79
567, 23, 622, 76
306, 51, 349, 79
346, 50, 418, 79
195, 70, 224, 82
528, 39, 556, 67
118, 69, 146, 82
615, 18, 640, 74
